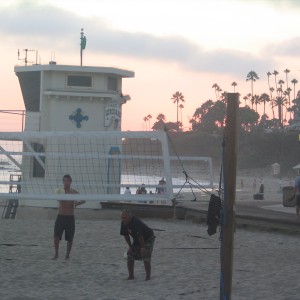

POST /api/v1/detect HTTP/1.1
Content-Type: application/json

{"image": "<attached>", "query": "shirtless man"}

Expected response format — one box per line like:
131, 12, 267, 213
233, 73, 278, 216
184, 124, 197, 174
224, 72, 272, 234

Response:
52, 174, 85, 260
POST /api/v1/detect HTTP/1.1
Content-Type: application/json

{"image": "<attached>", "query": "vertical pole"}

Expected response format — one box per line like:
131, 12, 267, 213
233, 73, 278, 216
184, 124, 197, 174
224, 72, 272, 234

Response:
220, 93, 239, 300
80, 28, 84, 66
22, 110, 24, 132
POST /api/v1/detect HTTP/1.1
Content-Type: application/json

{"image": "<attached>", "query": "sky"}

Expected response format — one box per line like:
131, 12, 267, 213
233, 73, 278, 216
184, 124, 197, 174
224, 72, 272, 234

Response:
0, 0, 300, 131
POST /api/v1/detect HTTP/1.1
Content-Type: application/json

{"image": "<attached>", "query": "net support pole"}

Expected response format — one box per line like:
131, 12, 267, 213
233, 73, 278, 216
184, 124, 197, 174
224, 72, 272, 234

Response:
220, 93, 239, 300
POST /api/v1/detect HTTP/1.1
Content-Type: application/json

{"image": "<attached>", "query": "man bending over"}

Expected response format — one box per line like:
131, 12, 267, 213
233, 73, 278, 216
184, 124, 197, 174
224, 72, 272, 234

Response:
120, 210, 155, 280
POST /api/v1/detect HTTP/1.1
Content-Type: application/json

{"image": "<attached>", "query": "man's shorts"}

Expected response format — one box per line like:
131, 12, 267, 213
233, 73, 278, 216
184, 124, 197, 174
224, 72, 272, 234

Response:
54, 215, 75, 242
127, 235, 155, 262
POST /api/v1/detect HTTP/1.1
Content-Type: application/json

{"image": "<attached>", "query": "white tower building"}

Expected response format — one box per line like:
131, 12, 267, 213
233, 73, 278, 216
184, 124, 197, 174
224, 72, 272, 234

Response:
13, 63, 134, 208
15, 63, 134, 132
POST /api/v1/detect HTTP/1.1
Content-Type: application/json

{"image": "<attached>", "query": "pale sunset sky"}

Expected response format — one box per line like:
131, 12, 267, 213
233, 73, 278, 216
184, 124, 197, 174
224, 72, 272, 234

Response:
0, 0, 299, 131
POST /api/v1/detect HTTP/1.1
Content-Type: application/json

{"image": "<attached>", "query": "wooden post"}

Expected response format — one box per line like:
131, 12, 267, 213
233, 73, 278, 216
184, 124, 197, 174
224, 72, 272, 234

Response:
220, 93, 239, 299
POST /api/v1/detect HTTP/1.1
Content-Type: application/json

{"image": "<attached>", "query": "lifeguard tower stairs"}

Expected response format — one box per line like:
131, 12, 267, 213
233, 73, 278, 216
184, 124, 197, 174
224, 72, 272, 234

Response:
1, 174, 21, 219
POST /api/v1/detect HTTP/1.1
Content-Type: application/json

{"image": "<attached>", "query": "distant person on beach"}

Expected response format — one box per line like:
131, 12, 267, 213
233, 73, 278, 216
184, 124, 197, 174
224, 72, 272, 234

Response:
253, 178, 257, 192
278, 178, 282, 192
124, 186, 131, 195
294, 170, 300, 216
240, 179, 244, 190
136, 184, 147, 194
120, 210, 155, 280
259, 183, 264, 194
156, 177, 166, 194
52, 174, 86, 260
259, 178, 264, 194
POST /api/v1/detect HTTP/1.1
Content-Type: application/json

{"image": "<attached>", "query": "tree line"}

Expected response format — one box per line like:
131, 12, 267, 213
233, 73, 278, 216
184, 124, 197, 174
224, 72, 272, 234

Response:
145, 69, 300, 133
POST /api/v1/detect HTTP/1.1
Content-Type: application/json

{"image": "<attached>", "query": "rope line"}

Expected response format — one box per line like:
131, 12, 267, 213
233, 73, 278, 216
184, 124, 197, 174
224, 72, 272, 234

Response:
164, 128, 213, 200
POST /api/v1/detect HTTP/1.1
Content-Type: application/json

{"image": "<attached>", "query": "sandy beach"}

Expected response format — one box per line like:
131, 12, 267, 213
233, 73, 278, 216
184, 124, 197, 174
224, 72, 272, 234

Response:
0, 172, 299, 299
1, 207, 300, 300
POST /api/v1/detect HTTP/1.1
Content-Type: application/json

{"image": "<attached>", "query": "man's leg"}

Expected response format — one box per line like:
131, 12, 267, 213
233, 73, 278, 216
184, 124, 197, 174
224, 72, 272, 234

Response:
144, 261, 151, 280
65, 216, 75, 259
66, 240, 73, 259
52, 236, 60, 259
127, 259, 134, 279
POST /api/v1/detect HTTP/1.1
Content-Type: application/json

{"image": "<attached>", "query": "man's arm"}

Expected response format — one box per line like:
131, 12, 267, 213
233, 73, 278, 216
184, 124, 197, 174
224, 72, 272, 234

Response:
72, 189, 86, 207
75, 200, 86, 207
124, 235, 132, 247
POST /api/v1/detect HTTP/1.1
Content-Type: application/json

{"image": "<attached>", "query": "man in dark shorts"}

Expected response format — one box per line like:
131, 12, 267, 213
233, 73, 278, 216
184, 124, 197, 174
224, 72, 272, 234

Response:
120, 210, 155, 280
52, 174, 85, 260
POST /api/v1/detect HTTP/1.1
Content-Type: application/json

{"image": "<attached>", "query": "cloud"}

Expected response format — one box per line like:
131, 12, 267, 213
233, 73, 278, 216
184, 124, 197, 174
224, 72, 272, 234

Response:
264, 37, 300, 57
240, 0, 300, 9
0, 1, 275, 77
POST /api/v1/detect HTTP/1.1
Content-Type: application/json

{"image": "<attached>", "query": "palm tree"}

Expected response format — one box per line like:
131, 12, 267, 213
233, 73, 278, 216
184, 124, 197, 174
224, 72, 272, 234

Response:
143, 116, 148, 131
278, 79, 285, 91
273, 96, 288, 127
179, 104, 184, 124
156, 113, 166, 122
283, 88, 292, 121
231, 82, 237, 93
269, 87, 275, 118
246, 71, 259, 100
147, 114, 152, 131
171, 91, 185, 123
252, 94, 260, 113
273, 70, 279, 91
291, 78, 298, 100
243, 95, 248, 107
267, 71, 272, 99
259, 93, 270, 116
283, 68, 290, 89
220, 91, 227, 103
212, 83, 221, 100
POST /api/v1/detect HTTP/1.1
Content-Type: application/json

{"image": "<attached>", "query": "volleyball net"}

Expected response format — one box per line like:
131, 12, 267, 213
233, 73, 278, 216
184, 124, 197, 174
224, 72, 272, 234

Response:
0, 131, 213, 207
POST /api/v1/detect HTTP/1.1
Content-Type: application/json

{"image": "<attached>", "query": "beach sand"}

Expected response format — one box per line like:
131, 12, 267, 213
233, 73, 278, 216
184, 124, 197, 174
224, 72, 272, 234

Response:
0, 172, 298, 299
1, 209, 300, 300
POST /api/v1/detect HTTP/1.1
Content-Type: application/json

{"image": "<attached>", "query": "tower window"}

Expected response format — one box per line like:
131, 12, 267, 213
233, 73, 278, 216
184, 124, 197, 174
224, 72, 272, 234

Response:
108, 77, 117, 91
67, 75, 92, 87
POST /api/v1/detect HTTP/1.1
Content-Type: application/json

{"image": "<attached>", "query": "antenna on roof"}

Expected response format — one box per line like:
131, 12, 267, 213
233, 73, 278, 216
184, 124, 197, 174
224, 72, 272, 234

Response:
80, 28, 87, 66
49, 51, 56, 65
17, 49, 38, 66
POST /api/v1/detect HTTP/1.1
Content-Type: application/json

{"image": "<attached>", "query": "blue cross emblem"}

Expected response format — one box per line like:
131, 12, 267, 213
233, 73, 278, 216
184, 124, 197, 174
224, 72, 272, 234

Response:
69, 108, 89, 128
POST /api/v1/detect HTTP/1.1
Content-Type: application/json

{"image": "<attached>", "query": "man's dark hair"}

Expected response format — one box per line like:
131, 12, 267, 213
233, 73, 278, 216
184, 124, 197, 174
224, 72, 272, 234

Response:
63, 174, 72, 182
121, 209, 132, 217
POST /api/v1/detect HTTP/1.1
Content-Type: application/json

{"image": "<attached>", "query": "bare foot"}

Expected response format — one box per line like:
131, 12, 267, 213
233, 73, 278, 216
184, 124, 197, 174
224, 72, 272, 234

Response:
52, 256, 58, 260
145, 277, 150, 281
127, 276, 134, 280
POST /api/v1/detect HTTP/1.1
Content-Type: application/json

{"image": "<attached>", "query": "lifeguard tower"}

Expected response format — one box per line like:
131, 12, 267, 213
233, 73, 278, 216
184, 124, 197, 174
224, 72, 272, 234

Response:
15, 63, 134, 132
12, 59, 134, 208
